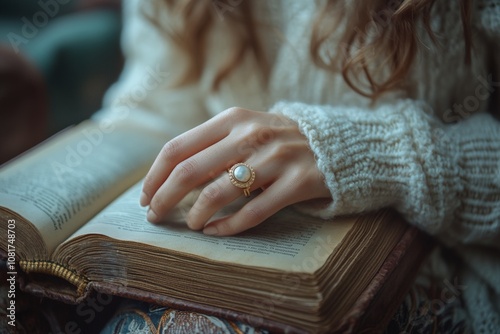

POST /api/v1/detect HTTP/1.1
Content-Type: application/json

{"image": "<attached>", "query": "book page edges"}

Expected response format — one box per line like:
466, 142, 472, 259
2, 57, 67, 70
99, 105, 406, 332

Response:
0, 207, 47, 259
335, 224, 435, 333
5, 219, 429, 334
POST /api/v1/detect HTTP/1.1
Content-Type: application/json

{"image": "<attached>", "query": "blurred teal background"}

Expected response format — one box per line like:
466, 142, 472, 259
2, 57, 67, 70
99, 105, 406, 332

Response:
0, 0, 123, 163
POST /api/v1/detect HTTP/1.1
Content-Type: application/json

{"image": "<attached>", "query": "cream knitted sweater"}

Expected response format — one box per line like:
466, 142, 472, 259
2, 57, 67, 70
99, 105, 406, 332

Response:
94, 0, 500, 332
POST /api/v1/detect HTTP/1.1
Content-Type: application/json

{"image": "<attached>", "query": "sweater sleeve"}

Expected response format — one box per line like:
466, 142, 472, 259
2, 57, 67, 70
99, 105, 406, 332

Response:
270, 100, 500, 248
92, 0, 209, 138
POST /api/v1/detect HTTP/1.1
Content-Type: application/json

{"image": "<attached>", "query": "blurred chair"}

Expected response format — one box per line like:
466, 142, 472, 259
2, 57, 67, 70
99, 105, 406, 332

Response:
0, 46, 47, 163
0, 0, 122, 164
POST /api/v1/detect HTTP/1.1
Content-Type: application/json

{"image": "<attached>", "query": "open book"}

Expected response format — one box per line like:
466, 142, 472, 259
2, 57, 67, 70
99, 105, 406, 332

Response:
0, 121, 430, 333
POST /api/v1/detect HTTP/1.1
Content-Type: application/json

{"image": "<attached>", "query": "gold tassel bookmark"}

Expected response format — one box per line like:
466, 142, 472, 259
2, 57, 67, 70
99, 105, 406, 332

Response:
19, 260, 89, 296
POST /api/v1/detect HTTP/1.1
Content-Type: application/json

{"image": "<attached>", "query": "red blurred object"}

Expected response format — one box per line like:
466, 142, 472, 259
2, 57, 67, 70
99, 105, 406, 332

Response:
0, 46, 48, 164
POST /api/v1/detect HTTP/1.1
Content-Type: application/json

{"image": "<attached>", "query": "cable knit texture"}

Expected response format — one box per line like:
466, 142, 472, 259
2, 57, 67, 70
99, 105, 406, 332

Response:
95, 0, 500, 332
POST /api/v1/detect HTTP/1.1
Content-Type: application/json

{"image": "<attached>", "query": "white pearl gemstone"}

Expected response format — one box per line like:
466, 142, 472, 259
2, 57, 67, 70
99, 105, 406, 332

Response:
234, 165, 251, 182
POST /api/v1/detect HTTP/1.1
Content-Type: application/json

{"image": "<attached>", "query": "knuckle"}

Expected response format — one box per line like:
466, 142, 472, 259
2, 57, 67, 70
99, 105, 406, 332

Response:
241, 205, 265, 224
199, 184, 224, 206
172, 160, 198, 185
226, 106, 242, 115
150, 195, 166, 214
160, 139, 181, 160
227, 106, 244, 116
256, 126, 275, 144
223, 107, 249, 122
142, 177, 155, 195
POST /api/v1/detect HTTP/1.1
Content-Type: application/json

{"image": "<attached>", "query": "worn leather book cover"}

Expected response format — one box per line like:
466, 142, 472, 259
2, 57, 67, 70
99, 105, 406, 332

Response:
3, 224, 431, 334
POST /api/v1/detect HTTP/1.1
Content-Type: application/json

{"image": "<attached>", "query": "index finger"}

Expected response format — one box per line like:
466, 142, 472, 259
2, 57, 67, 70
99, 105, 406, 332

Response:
140, 109, 236, 206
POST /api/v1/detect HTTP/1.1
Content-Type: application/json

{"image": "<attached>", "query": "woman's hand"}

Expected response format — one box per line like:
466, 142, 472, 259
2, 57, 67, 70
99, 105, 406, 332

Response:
140, 107, 331, 236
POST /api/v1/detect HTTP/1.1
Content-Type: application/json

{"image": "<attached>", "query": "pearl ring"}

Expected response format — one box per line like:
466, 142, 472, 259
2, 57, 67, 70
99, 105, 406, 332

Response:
228, 163, 255, 197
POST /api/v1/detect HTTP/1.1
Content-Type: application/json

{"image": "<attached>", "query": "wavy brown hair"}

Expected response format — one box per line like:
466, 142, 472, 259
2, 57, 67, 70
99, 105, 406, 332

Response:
150, 0, 472, 99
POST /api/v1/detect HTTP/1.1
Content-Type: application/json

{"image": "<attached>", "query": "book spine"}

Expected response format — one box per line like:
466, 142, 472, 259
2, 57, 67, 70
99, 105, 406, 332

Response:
19, 260, 88, 296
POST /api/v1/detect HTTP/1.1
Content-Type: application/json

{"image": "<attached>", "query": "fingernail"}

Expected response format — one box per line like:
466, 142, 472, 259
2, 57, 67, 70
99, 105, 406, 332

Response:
147, 208, 158, 223
140, 192, 149, 207
203, 225, 218, 236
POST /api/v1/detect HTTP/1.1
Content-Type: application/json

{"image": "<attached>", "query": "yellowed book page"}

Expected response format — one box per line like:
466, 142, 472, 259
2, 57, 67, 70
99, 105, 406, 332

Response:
63, 182, 354, 273
0, 121, 164, 254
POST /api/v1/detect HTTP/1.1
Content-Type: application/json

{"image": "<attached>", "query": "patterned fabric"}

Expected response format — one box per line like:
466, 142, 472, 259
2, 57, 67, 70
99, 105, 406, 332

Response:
99, 300, 269, 334
99, 249, 476, 333
386, 281, 472, 334
97, 280, 472, 334
384, 247, 473, 334
0, 257, 473, 334
99, 287, 471, 334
